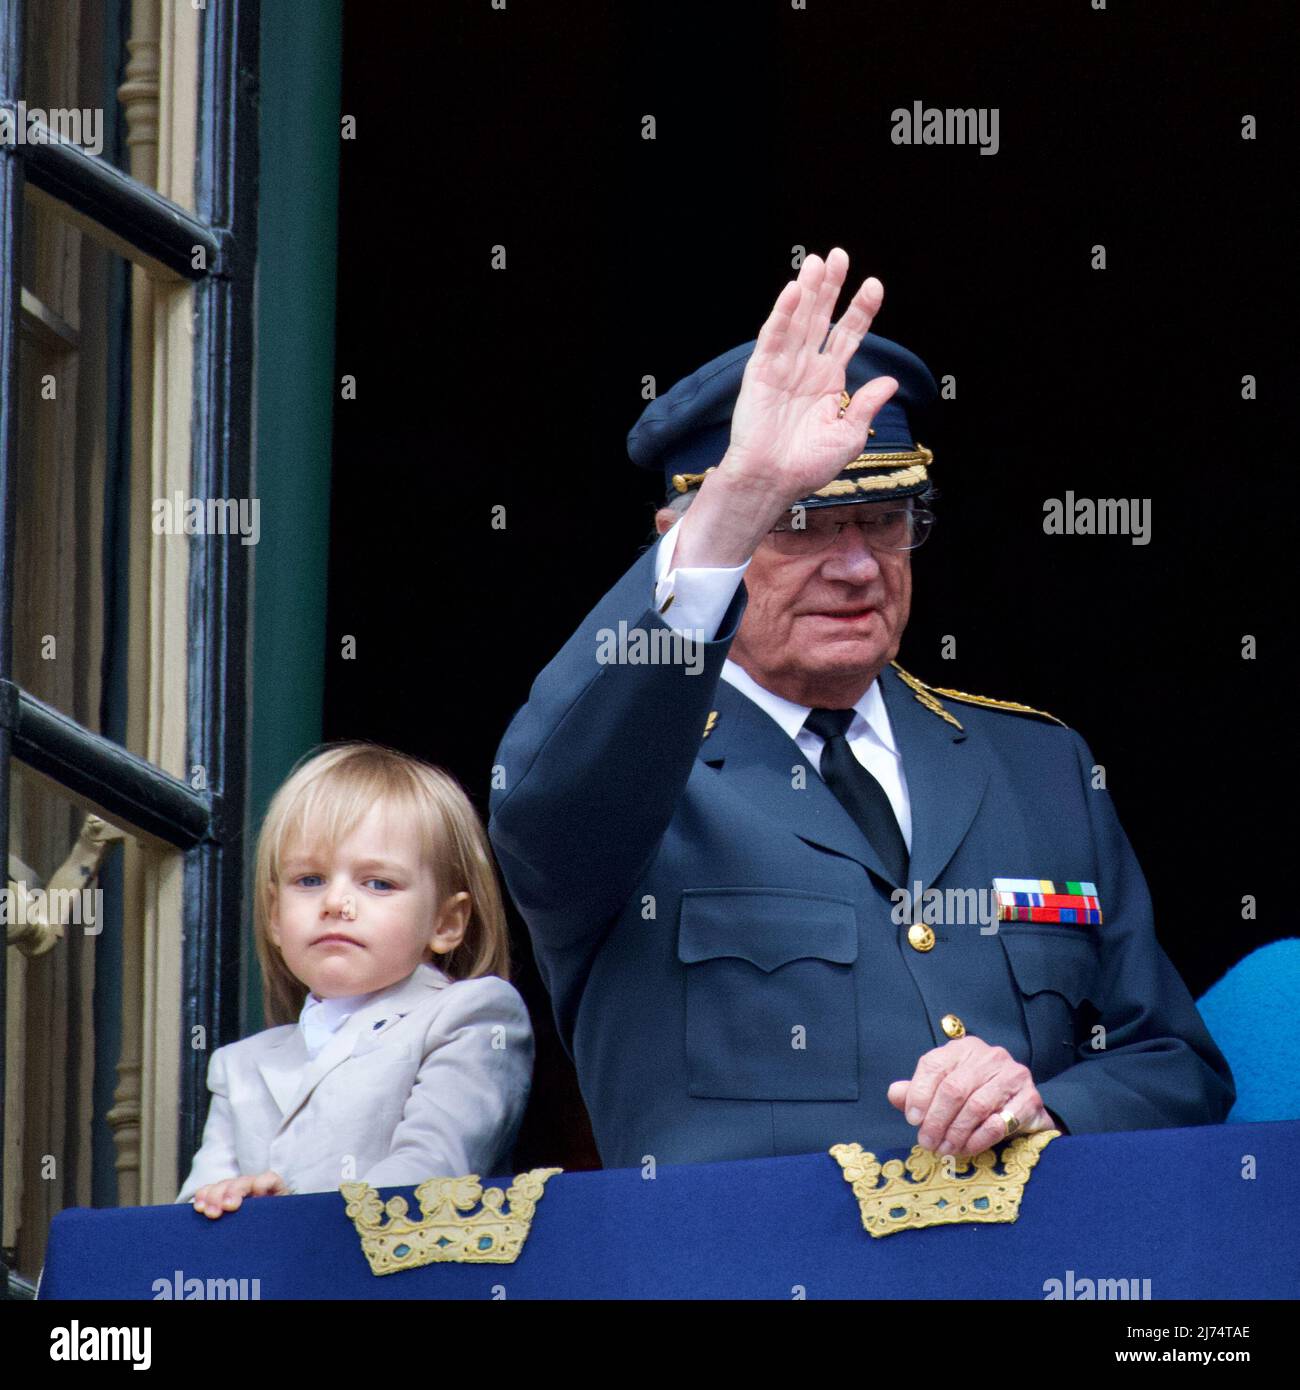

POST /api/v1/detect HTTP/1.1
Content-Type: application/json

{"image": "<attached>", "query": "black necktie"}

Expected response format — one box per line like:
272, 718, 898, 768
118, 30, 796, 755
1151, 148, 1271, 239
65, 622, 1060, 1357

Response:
803, 707, 909, 886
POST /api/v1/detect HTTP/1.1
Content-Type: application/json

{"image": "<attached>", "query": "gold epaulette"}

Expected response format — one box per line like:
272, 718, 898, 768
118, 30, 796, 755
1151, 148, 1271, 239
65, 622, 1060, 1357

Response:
890, 662, 1067, 729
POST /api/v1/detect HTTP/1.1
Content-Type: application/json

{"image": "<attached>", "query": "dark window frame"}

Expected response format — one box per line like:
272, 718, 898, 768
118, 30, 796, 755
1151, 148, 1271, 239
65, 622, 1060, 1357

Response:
0, 0, 259, 1284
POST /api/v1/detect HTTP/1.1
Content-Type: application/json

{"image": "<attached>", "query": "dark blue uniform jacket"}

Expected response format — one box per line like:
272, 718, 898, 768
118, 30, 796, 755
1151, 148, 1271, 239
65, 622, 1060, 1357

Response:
489, 544, 1235, 1166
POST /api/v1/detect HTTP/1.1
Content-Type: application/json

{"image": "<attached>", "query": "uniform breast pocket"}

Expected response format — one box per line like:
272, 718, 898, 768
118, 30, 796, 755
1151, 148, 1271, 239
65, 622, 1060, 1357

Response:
677, 889, 859, 1101
999, 928, 1102, 1079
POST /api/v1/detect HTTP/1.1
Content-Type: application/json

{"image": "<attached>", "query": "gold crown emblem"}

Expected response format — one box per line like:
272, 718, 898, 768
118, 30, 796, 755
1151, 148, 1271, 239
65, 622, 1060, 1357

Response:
340, 1168, 563, 1275
829, 1132, 1057, 1238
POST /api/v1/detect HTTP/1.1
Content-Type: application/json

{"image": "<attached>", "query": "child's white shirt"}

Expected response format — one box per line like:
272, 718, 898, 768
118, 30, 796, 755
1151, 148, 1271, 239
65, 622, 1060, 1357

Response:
299, 988, 373, 1058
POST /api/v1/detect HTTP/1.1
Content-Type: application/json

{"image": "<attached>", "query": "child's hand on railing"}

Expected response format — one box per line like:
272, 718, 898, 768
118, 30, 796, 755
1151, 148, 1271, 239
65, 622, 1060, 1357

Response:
190, 1170, 289, 1219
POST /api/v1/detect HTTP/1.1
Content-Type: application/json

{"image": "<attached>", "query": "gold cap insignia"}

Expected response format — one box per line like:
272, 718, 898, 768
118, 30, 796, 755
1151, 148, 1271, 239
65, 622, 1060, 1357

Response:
671, 439, 924, 497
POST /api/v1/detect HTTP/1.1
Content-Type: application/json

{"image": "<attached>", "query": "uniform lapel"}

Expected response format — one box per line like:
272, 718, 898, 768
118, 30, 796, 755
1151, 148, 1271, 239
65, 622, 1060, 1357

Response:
698, 678, 900, 888
257, 964, 445, 1122
698, 665, 991, 894
879, 662, 990, 891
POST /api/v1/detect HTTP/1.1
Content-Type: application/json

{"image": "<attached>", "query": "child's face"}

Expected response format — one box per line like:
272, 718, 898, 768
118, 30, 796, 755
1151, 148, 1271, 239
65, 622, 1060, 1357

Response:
270, 801, 469, 1000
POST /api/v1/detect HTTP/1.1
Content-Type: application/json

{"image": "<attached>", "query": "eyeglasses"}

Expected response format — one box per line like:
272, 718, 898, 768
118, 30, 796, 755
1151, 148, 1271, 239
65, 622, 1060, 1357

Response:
766, 506, 935, 556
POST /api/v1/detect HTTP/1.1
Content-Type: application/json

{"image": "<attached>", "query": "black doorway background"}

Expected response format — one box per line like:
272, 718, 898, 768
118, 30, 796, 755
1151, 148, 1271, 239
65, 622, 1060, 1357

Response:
327, 0, 1294, 1171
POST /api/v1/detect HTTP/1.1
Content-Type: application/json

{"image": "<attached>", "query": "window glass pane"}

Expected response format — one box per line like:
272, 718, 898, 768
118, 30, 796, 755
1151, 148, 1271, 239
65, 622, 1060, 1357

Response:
16, 200, 135, 749
19, 0, 131, 175
4, 760, 140, 1281
16, 198, 195, 772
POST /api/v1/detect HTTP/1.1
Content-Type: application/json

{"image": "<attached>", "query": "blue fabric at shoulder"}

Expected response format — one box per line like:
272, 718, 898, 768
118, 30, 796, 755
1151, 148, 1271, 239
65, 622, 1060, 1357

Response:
1197, 939, 1300, 1122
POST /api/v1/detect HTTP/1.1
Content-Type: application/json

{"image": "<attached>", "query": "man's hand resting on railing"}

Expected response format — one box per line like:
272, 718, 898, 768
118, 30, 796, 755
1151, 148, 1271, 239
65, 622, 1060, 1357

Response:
887, 1036, 1062, 1156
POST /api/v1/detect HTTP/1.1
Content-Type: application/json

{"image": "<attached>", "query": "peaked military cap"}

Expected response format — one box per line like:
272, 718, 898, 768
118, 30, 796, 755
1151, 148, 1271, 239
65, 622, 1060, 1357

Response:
628, 331, 939, 510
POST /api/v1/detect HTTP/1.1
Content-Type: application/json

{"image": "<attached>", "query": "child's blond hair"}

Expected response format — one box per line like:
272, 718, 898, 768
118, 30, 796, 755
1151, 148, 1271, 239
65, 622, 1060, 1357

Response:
253, 742, 511, 1026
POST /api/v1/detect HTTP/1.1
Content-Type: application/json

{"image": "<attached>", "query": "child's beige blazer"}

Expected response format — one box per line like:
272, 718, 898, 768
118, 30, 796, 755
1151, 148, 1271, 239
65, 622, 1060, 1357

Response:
176, 963, 533, 1200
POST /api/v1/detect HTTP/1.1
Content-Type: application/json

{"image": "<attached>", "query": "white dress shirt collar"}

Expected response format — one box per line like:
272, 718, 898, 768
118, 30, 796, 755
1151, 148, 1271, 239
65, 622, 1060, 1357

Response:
298, 961, 439, 1057
297, 962, 452, 1057
299, 988, 375, 1059
720, 657, 900, 755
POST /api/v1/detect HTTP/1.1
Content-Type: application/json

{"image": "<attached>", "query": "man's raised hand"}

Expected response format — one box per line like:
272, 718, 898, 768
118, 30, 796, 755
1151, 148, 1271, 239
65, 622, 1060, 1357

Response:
722, 249, 899, 513
671, 249, 900, 570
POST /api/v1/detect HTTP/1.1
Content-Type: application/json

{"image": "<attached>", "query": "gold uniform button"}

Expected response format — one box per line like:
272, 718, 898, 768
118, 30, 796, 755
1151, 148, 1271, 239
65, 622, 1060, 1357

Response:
940, 1013, 966, 1039
907, 923, 935, 952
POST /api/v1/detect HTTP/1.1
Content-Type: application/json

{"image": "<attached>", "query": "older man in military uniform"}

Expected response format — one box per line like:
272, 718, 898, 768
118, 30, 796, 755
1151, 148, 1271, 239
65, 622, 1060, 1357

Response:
489, 248, 1233, 1167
